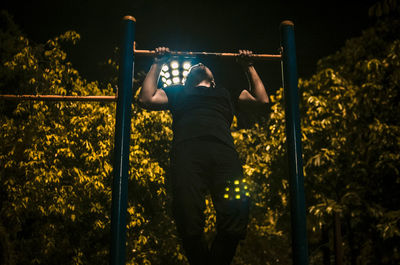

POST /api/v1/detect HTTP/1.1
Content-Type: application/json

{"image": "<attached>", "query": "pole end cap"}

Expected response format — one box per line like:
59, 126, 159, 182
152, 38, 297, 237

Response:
280, 20, 294, 27
123, 15, 136, 22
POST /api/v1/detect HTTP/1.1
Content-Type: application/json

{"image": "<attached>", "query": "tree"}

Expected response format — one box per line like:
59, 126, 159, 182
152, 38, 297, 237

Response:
0, 11, 184, 265
299, 5, 400, 264
231, 3, 400, 263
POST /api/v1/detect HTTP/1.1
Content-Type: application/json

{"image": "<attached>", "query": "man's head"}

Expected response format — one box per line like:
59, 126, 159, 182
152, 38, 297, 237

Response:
184, 63, 215, 88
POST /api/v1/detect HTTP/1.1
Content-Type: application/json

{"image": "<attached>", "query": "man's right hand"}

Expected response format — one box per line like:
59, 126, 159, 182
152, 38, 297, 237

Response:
139, 47, 170, 110
154, 47, 170, 64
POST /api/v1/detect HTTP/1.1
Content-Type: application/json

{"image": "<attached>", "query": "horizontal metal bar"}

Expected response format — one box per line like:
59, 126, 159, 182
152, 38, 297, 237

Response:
0, 94, 117, 102
134, 49, 282, 61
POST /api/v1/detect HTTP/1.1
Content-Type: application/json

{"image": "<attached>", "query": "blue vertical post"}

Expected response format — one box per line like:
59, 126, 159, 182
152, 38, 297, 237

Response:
280, 20, 309, 265
110, 15, 136, 265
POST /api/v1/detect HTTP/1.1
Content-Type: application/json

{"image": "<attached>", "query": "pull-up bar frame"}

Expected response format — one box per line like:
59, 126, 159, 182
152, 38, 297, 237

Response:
111, 16, 309, 265
0, 14, 309, 265
133, 48, 282, 61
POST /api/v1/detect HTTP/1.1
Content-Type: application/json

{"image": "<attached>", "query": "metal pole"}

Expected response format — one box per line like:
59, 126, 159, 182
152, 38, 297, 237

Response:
0, 94, 117, 102
134, 48, 282, 61
110, 15, 136, 265
280, 20, 309, 265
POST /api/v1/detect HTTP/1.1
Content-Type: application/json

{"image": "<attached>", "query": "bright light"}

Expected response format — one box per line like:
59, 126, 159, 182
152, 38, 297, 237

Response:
172, 77, 180, 84
183, 62, 191, 70
159, 59, 195, 87
170, 61, 179, 69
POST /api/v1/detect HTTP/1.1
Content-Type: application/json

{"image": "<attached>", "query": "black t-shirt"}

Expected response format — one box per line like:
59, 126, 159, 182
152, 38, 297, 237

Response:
163, 85, 242, 149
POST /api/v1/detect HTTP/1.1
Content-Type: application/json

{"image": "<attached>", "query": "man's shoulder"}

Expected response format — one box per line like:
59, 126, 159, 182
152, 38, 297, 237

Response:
162, 84, 184, 94
213, 86, 230, 95
162, 85, 184, 110
217, 86, 243, 98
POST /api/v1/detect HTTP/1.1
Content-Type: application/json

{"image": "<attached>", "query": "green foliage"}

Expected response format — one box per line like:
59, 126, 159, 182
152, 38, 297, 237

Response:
232, 6, 400, 263
299, 13, 400, 264
230, 93, 292, 264
369, 0, 400, 18
0, 12, 183, 264
0, 21, 114, 264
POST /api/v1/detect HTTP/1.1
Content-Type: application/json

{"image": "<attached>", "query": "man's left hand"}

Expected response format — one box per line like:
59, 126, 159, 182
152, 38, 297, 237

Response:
237, 50, 254, 67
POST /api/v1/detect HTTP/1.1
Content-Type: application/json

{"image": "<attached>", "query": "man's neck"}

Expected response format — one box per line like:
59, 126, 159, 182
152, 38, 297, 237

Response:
195, 80, 212, 87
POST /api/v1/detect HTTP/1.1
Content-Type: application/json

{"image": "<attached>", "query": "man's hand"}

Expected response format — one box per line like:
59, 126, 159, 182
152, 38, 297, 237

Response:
237, 50, 254, 67
237, 49, 269, 105
154, 47, 171, 64
139, 47, 170, 109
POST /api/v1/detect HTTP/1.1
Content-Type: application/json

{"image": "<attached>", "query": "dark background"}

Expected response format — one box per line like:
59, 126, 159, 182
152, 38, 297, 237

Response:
1, 0, 379, 91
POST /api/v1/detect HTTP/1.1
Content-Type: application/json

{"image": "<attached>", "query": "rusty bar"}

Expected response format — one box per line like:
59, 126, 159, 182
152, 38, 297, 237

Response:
0, 94, 117, 102
134, 48, 282, 61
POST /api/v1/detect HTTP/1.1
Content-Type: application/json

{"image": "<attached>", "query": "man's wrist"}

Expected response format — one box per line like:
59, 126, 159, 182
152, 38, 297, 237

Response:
242, 63, 254, 70
153, 58, 163, 65
153, 58, 167, 68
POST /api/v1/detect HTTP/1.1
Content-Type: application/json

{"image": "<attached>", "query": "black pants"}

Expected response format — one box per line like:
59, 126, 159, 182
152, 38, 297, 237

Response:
169, 136, 250, 265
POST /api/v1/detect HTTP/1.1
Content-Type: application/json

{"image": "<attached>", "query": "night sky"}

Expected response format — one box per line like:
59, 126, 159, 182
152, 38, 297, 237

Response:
2, 0, 379, 91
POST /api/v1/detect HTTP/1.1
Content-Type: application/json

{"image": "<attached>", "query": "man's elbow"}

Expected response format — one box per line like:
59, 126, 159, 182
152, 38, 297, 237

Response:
138, 87, 153, 105
137, 93, 151, 107
138, 96, 165, 111
257, 97, 269, 105
138, 95, 147, 104
137, 94, 152, 108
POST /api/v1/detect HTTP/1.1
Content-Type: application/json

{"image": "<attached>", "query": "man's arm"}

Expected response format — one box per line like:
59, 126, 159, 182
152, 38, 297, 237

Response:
138, 47, 170, 110
237, 50, 269, 106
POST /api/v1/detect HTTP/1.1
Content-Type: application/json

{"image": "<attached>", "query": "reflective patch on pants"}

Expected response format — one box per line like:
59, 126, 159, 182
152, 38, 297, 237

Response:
223, 178, 250, 200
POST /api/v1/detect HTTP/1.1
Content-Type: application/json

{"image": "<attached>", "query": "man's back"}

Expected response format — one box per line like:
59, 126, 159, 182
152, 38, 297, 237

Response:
164, 84, 236, 148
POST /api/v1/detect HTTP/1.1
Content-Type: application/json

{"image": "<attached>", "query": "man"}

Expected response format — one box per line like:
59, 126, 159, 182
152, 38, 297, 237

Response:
138, 47, 269, 265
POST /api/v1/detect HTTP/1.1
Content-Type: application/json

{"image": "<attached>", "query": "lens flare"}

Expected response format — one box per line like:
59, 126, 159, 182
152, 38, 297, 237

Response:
170, 61, 179, 69
183, 62, 191, 70
162, 65, 169, 72
172, 77, 180, 84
